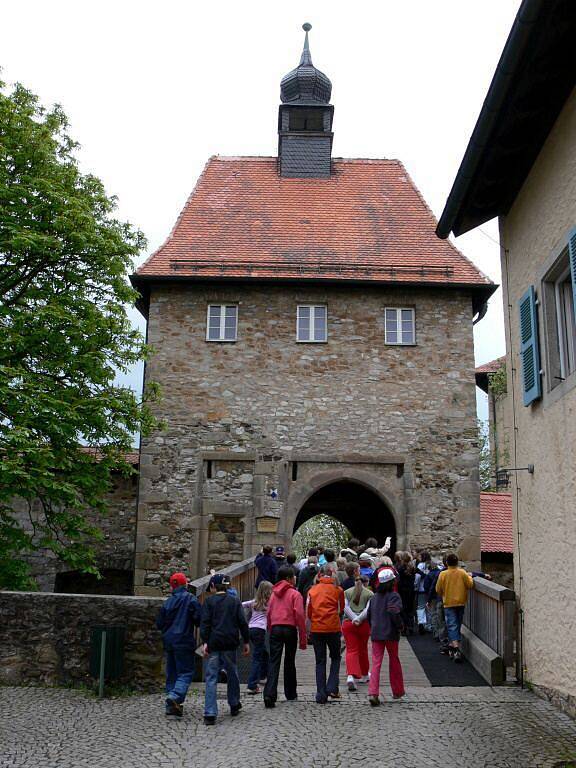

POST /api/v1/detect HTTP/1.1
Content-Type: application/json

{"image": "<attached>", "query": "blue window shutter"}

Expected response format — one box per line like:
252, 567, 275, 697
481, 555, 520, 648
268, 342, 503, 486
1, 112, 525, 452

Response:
519, 286, 542, 406
568, 226, 576, 316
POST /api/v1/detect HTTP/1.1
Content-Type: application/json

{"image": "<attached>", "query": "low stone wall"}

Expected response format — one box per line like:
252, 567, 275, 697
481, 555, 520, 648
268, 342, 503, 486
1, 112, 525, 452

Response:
0, 592, 164, 691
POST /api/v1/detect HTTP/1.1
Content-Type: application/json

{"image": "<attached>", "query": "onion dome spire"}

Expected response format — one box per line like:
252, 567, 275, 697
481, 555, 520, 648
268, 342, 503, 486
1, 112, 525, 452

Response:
280, 23, 332, 105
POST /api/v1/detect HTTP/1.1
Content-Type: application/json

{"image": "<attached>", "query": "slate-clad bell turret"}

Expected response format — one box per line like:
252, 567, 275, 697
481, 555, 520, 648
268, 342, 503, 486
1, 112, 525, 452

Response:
278, 24, 334, 178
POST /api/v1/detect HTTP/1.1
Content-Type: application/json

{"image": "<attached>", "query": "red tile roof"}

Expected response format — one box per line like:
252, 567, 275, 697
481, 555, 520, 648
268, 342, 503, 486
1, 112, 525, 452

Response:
480, 492, 513, 553
79, 446, 139, 466
476, 356, 506, 375
134, 157, 494, 294
475, 355, 506, 393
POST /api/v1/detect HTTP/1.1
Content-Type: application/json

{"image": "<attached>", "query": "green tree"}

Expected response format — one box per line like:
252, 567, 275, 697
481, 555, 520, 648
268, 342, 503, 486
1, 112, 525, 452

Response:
0, 80, 158, 589
292, 515, 351, 559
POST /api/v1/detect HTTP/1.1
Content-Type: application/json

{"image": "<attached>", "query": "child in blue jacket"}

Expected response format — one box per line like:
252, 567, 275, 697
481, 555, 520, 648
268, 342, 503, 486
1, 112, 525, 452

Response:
156, 572, 201, 716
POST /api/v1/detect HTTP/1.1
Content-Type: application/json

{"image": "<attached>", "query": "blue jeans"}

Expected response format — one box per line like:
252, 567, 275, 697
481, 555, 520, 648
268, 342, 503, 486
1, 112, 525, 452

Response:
444, 606, 465, 643
311, 632, 341, 703
247, 628, 269, 690
204, 650, 240, 717
165, 645, 195, 706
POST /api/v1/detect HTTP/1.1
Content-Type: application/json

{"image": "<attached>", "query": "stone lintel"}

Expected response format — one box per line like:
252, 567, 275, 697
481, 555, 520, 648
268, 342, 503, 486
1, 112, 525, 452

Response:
202, 499, 252, 517
200, 451, 256, 461
290, 453, 407, 465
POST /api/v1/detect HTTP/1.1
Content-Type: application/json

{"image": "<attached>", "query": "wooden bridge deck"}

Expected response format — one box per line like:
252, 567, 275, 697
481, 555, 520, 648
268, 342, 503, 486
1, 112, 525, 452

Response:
294, 636, 431, 690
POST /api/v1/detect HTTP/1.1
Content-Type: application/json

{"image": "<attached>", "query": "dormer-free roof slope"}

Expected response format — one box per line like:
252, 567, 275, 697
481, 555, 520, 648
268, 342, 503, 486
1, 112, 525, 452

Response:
132, 156, 495, 313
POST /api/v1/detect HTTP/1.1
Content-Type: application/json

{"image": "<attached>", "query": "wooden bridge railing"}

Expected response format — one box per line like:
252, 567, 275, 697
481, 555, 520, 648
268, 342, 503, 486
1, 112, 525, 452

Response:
464, 577, 516, 668
188, 556, 257, 603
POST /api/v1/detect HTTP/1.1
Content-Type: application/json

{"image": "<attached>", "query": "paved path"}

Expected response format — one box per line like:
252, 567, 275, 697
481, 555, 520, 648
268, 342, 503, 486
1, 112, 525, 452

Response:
2, 684, 575, 768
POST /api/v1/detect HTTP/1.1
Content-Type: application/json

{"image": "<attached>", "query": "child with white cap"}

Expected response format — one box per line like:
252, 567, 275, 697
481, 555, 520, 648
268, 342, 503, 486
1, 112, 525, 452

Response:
366, 568, 405, 705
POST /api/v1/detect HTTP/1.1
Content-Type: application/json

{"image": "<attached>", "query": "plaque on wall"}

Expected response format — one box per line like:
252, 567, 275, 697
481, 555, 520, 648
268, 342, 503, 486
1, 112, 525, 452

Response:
256, 517, 279, 534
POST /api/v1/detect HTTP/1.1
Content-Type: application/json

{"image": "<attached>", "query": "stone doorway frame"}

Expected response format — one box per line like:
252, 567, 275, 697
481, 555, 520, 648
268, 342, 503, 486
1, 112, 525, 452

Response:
285, 467, 407, 550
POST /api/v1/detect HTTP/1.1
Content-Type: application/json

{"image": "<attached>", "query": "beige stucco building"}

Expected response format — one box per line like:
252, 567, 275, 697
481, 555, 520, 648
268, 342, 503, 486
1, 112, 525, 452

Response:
438, 0, 576, 716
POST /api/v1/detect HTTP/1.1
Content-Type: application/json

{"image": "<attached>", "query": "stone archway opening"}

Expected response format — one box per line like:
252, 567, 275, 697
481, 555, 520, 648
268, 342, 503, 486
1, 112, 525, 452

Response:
292, 480, 397, 554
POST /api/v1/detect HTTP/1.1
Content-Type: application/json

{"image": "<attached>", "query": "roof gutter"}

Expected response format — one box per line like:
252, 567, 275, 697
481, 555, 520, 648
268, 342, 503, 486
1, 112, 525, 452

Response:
436, 0, 545, 239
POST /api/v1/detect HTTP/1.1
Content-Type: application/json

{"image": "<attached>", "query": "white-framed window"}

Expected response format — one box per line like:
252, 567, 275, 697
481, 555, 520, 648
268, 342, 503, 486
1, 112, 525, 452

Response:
543, 246, 576, 389
385, 307, 415, 345
206, 304, 238, 342
554, 266, 576, 379
297, 304, 327, 342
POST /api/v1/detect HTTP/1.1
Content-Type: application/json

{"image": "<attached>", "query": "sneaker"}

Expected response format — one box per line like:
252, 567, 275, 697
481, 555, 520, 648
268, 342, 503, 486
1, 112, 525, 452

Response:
348, 680, 358, 692
247, 687, 261, 695
440, 645, 451, 655
204, 715, 216, 726
230, 703, 242, 717
285, 696, 298, 702
328, 691, 341, 700
368, 695, 380, 707
316, 697, 329, 704
264, 698, 275, 709
392, 692, 406, 700
165, 698, 183, 717
358, 674, 370, 684
453, 649, 463, 663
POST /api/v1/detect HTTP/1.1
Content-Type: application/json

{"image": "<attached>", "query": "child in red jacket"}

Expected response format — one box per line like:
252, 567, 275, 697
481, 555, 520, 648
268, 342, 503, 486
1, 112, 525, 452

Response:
263, 565, 307, 708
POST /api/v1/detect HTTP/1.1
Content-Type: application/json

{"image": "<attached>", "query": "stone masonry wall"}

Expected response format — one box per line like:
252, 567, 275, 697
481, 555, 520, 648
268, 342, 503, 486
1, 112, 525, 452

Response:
12, 472, 138, 592
0, 592, 163, 691
135, 282, 481, 594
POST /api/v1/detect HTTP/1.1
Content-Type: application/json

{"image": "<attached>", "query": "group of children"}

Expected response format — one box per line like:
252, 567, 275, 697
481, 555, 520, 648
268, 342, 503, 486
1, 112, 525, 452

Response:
156, 541, 476, 724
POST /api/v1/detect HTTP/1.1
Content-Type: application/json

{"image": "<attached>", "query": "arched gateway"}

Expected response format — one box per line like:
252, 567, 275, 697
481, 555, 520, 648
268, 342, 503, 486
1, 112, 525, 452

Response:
286, 469, 405, 556
292, 480, 397, 553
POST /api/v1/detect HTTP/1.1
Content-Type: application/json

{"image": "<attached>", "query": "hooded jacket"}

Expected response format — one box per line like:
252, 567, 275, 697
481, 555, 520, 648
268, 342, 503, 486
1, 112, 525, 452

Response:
367, 590, 403, 642
267, 579, 307, 649
200, 592, 250, 652
307, 576, 345, 633
156, 587, 201, 649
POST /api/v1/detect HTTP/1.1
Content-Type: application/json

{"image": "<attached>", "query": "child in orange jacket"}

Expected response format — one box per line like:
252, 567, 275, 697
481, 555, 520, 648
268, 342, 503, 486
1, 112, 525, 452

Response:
307, 566, 345, 704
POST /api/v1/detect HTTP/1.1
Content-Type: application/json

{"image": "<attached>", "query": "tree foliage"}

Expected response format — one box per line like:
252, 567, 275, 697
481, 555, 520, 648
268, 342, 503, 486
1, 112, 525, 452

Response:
292, 514, 351, 559
0, 80, 158, 589
488, 365, 507, 399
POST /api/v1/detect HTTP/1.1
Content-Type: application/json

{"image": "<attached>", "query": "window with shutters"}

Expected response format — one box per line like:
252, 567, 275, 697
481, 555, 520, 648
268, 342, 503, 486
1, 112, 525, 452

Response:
384, 307, 415, 345
206, 304, 238, 342
519, 286, 542, 406
297, 305, 327, 342
542, 243, 576, 389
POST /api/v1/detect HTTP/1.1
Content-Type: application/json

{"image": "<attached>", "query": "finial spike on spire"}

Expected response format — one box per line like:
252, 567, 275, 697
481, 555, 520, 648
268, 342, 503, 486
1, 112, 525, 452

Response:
300, 23, 313, 66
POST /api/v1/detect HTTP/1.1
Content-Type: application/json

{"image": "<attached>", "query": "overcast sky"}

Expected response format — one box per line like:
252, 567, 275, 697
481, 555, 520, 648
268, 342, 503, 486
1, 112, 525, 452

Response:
2, 0, 521, 423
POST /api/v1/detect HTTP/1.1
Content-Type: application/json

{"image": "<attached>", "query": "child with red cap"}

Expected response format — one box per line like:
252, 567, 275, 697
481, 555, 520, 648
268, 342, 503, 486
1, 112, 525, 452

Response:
156, 572, 201, 716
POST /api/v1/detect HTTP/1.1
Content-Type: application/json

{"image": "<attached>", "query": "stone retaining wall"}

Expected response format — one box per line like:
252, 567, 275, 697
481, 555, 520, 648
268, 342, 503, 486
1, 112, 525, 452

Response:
0, 592, 164, 691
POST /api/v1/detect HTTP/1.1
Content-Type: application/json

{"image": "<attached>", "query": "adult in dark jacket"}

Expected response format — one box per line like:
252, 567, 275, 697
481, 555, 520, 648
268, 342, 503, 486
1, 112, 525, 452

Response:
255, 545, 278, 586
366, 569, 405, 705
296, 556, 319, 605
156, 572, 202, 716
200, 573, 250, 725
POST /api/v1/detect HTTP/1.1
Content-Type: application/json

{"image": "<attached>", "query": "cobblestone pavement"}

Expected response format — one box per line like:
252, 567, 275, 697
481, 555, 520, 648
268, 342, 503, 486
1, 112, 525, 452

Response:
1, 685, 575, 768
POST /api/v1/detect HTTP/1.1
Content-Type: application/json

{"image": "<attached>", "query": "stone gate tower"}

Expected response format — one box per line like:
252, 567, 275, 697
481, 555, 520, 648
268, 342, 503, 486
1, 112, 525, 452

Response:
130, 25, 495, 595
